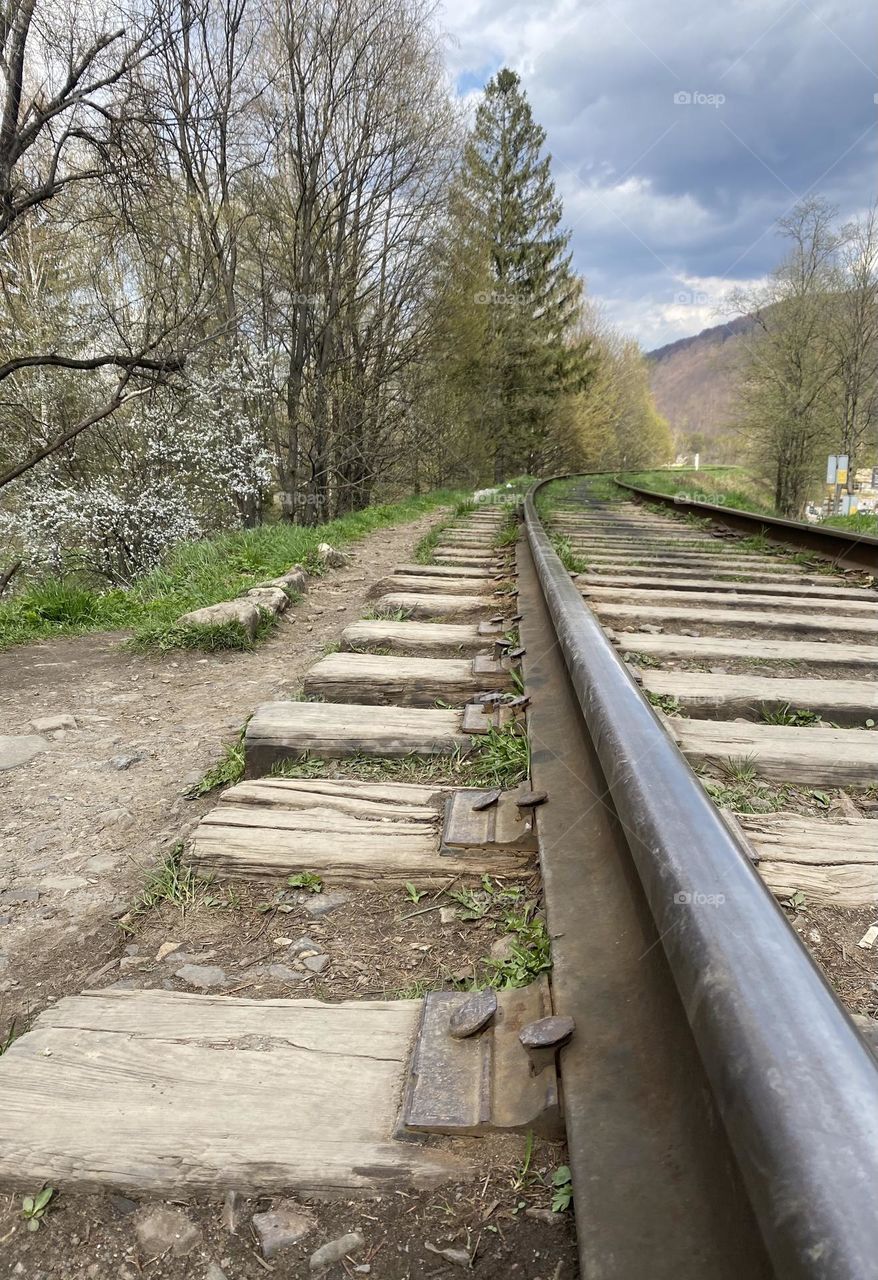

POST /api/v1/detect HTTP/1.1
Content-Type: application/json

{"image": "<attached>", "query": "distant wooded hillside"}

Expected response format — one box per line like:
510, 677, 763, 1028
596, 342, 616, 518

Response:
646, 316, 755, 455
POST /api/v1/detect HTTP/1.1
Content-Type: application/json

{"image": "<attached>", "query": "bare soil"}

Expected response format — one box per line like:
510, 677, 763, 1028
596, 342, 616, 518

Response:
113, 871, 543, 1004
786, 902, 878, 1018
0, 1145, 577, 1279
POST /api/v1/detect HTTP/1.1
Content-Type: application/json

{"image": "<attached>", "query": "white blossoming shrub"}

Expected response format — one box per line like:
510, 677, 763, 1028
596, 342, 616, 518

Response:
7, 355, 277, 584
11, 478, 203, 583
142, 356, 275, 514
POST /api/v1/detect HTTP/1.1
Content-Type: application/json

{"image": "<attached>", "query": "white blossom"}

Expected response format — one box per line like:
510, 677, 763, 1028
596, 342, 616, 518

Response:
4, 353, 277, 584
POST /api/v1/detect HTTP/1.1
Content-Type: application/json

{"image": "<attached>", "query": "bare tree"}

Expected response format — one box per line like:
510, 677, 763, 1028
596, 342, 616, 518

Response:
0, 0, 195, 489
829, 204, 878, 479
732, 198, 840, 516
260, 0, 458, 521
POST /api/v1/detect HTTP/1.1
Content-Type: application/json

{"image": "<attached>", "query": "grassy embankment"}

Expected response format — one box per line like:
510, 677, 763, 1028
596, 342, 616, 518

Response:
0, 489, 470, 653
821, 511, 878, 535
534, 468, 774, 513
616, 466, 775, 514
620, 467, 878, 534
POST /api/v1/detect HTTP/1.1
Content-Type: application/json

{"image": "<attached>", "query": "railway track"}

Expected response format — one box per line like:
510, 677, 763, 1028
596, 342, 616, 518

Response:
1, 482, 877, 1277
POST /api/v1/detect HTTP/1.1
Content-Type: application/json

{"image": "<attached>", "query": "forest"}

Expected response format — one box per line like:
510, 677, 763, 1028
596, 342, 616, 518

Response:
731, 198, 878, 517
0, 0, 670, 593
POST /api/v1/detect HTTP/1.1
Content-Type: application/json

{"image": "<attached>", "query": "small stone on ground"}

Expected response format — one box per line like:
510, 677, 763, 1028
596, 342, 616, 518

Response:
252, 1204, 316, 1258
304, 891, 351, 918
0, 735, 49, 770
30, 713, 78, 733
310, 1232, 364, 1271
425, 1243, 471, 1267
266, 963, 304, 982
134, 1207, 201, 1258
110, 754, 144, 770
175, 963, 228, 989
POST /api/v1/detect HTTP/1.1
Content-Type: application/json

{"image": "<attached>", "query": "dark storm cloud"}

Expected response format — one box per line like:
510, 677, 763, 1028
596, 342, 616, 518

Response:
442, 0, 877, 343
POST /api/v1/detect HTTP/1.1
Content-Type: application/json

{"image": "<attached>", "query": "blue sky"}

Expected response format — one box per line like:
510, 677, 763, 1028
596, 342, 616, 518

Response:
439, 0, 877, 348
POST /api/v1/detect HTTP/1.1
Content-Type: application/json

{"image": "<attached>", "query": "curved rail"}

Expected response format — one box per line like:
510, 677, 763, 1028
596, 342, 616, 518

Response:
525, 477, 878, 1279
615, 478, 878, 573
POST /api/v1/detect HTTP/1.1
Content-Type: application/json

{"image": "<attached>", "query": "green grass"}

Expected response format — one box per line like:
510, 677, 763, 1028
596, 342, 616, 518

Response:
538, 474, 628, 507
622, 650, 661, 668
127, 843, 207, 922
821, 512, 878, 535
485, 913, 552, 989
287, 871, 323, 892
493, 511, 520, 548
413, 498, 477, 563
534, 477, 575, 518
703, 777, 791, 814
446, 879, 552, 990
187, 733, 246, 797
133, 614, 276, 654
550, 535, 588, 574
0, 1018, 20, 1056
582, 474, 628, 502
461, 725, 530, 789
0, 487, 468, 652
646, 691, 681, 715
268, 722, 530, 790
618, 467, 775, 515
17, 580, 110, 625
758, 702, 822, 727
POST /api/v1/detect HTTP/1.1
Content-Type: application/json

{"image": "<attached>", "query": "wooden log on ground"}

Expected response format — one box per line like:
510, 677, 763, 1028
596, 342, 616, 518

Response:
303, 652, 510, 707
393, 564, 495, 579
369, 573, 507, 599
738, 813, 878, 905
341, 619, 494, 657
244, 700, 468, 774
574, 552, 805, 571
643, 670, 878, 726
375, 592, 500, 621
0, 990, 470, 1195
433, 553, 503, 567
591, 601, 878, 641
580, 573, 873, 596
617, 633, 878, 669
670, 718, 878, 785
189, 778, 535, 882
585, 585, 878, 616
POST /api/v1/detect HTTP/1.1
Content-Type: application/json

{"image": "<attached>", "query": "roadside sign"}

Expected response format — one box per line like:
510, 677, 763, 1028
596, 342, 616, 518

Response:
826, 455, 837, 485
837, 454, 849, 486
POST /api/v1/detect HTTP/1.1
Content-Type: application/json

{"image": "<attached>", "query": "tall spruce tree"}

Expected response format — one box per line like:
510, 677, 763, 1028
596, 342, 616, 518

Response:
455, 68, 584, 478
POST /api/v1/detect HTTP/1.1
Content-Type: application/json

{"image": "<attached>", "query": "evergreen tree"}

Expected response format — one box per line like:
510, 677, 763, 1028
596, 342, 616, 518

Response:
453, 68, 585, 478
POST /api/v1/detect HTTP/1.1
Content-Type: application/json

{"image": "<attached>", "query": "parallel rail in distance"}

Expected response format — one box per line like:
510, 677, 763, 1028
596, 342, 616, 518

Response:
615, 478, 878, 573
524, 477, 878, 1279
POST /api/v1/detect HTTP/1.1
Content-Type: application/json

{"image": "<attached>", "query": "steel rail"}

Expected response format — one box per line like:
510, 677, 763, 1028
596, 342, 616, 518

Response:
525, 477, 878, 1279
614, 478, 878, 573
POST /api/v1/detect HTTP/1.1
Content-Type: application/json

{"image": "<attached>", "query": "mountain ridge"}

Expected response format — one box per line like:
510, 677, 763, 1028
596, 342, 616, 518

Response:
646, 313, 755, 363
645, 314, 753, 450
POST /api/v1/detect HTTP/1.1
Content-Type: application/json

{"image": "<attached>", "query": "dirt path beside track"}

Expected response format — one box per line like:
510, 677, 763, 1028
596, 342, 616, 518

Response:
0, 509, 443, 1031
